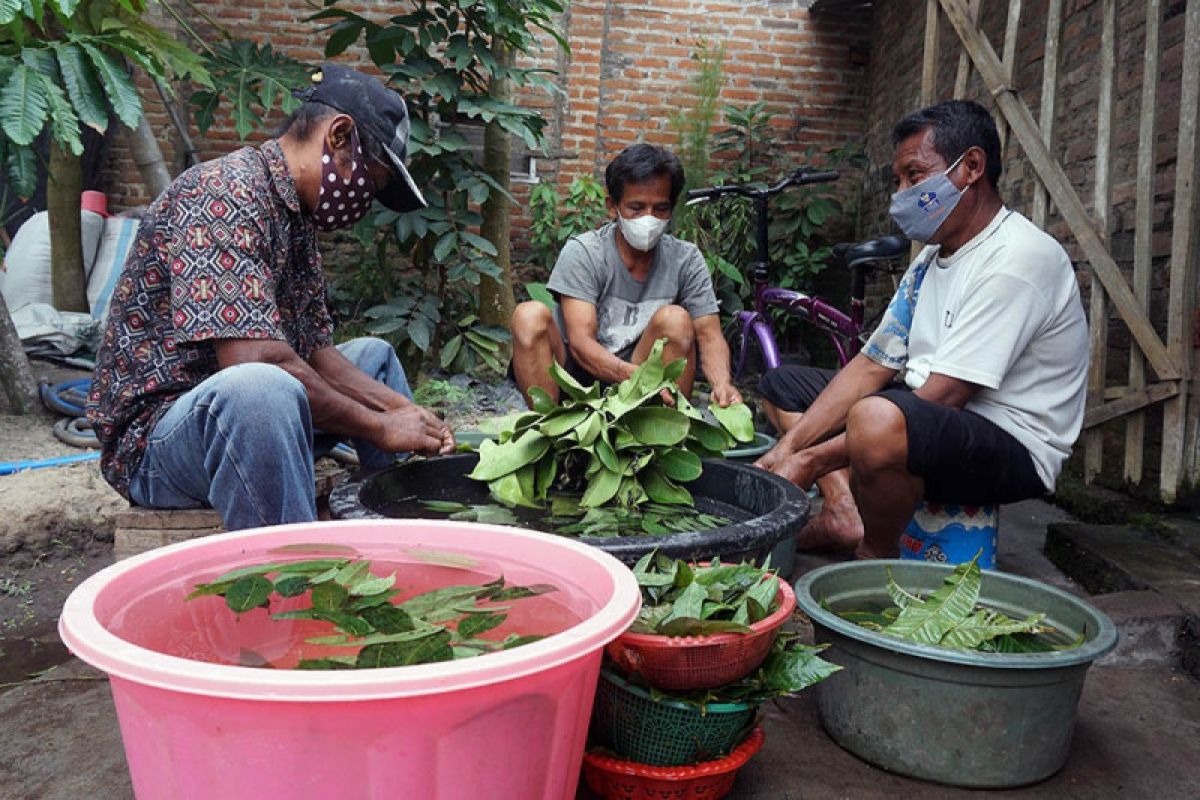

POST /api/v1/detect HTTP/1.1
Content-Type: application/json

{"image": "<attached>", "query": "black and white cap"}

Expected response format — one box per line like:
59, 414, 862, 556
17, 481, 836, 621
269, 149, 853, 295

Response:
293, 63, 427, 213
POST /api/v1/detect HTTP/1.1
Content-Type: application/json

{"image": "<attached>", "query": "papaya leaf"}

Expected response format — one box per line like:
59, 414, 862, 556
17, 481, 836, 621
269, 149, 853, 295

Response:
657, 449, 702, 482
641, 466, 692, 505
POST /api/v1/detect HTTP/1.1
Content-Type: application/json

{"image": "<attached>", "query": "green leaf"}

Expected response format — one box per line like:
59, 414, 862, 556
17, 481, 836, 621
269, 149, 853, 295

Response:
527, 386, 555, 414
440, 333, 463, 369
883, 559, 982, 645
710, 402, 755, 443
759, 640, 842, 693
656, 617, 753, 636
349, 573, 397, 597
460, 230, 498, 256
538, 407, 589, 437
7, 145, 37, 199
273, 575, 310, 597
0, 0, 21, 25
80, 44, 141, 130
657, 449, 702, 482
39, 74, 83, 156
55, 44, 108, 134
641, 466, 693, 505
620, 407, 690, 446
355, 630, 453, 668
525, 282, 556, 310
311, 581, 349, 613
361, 604, 414, 634
0, 65, 49, 146
468, 430, 551, 481
580, 465, 622, 507
225, 575, 273, 614
457, 611, 505, 638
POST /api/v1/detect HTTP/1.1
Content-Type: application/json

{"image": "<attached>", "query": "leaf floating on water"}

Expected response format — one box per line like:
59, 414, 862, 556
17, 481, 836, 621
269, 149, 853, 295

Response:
267, 543, 361, 556
225, 575, 273, 614
404, 547, 481, 570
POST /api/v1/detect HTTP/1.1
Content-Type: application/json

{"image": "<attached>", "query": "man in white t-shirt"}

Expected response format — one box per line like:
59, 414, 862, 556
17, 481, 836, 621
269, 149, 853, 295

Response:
755, 99, 1088, 559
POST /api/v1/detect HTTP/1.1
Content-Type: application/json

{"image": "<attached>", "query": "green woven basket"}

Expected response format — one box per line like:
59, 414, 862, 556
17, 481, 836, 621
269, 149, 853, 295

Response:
591, 668, 758, 766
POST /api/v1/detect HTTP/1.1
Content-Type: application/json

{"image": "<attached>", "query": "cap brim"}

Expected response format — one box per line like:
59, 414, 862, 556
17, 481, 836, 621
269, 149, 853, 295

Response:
376, 147, 427, 213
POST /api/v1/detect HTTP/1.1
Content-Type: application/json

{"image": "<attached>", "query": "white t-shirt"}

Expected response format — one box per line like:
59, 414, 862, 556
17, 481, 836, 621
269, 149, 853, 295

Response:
862, 208, 1088, 491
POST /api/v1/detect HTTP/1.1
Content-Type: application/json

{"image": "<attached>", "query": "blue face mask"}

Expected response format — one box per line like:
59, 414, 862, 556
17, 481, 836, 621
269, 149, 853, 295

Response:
889, 152, 966, 243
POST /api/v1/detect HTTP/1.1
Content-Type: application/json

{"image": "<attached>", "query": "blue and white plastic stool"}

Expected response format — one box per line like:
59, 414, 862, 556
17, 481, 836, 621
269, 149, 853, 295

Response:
898, 501, 999, 569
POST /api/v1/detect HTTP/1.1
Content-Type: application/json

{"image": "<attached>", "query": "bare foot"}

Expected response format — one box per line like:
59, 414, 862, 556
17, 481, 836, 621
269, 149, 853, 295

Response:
797, 494, 864, 552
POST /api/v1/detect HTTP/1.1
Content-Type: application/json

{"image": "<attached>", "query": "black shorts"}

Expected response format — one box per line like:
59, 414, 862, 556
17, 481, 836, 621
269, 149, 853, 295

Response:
758, 365, 1046, 506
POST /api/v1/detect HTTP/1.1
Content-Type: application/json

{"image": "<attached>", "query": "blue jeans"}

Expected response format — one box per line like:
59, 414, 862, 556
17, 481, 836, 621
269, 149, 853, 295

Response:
128, 338, 412, 530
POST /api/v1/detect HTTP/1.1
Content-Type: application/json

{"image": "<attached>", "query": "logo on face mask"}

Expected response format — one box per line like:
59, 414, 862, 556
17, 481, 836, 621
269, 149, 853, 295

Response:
314, 126, 375, 231
918, 192, 940, 213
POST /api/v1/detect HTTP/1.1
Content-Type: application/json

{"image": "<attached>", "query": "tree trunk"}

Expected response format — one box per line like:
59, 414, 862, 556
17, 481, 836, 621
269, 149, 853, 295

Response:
478, 41, 516, 338
126, 113, 173, 200
47, 140, 88, 313
0, 291, 47, 416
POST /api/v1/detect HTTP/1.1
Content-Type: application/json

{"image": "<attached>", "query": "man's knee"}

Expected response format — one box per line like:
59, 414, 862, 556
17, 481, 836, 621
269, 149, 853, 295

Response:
846, 395, 908, 472
512, 301, 555, 347
648, 304, 694, 343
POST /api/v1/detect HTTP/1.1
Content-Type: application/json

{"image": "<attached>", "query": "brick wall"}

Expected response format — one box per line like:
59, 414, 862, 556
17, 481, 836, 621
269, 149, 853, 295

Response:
98, 0, 872, 259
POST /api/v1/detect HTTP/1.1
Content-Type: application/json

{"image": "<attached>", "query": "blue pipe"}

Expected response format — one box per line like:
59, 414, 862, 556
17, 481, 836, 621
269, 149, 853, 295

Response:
40, 378, 91, 417
0, 452, 101, 476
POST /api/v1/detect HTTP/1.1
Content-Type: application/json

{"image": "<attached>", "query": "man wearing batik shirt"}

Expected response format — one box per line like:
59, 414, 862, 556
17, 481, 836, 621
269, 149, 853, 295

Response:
88, 65, 454, 530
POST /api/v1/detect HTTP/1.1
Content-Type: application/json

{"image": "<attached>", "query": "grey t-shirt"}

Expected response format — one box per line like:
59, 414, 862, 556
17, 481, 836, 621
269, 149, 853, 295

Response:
546, 222, 720, 355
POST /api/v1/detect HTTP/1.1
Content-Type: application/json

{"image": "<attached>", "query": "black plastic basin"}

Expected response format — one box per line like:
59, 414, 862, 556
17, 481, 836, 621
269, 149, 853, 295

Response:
329, 454, 809, 566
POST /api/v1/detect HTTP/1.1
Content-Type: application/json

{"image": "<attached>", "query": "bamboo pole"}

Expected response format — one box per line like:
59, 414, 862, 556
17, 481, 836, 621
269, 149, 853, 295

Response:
1031, 0, 1062, 228
922, 0, 940, 105
1163, 0, 1200, 499
953, 0, 982, 97
1126, 0, 1162, 484
939, 0, 1179, 381
1085, 0, 1117, 484
998, 0, 1023, 151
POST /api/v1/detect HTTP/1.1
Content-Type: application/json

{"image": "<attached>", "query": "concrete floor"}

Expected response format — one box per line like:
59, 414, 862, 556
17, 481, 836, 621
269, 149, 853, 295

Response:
3, 499, 1199, 799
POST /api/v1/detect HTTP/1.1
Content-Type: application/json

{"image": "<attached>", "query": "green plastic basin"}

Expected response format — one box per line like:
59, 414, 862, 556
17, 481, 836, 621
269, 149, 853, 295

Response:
794, 560, 1117, 788
722, 431, 777, 462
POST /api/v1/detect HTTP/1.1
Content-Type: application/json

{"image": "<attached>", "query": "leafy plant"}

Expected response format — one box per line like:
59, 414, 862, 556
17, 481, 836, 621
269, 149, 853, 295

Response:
189, 39, 310, 139
0, 0, 212, 197
833, 555, 1084, 653
670, 38, 726, 200
528, 174, 607, 271
629, 552, 779, 636
187, 555, 557, 669
640, 632, 841, 710
311, 0, 566, 375
421, 498, 730, 538
467, 339, 755, 509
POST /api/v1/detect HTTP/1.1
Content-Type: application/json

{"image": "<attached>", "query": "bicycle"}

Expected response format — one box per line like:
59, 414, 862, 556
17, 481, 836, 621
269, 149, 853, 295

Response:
686, 170, 910, 380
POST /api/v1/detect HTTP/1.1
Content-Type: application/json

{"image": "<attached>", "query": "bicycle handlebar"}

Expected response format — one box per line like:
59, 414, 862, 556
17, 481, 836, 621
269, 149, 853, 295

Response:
685, 169, 839, 204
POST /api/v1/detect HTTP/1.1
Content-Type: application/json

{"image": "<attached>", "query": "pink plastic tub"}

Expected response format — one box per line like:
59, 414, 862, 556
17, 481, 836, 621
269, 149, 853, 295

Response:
59, 520, 641, 800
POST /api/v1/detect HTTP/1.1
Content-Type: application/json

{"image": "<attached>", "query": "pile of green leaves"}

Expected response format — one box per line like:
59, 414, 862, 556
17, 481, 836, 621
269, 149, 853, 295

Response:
629, 552, 779, 636
637, 633, 841, 710
834, 556, 1083, 653
187, 556, 555, 670
467, 339, 755, 509
422, 498, 730, 538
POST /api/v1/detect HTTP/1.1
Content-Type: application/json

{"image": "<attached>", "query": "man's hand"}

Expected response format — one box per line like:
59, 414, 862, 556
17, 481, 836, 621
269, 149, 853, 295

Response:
377, 405, 450, 455
709, 382, 742, 408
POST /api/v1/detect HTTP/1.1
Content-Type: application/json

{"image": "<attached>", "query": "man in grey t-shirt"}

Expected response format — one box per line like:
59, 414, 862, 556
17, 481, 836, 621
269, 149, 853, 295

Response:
510, 144, 741, 408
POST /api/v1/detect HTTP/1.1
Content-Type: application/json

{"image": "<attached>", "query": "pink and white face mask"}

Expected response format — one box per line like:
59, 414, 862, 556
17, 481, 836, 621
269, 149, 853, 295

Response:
314, 126, 375, 231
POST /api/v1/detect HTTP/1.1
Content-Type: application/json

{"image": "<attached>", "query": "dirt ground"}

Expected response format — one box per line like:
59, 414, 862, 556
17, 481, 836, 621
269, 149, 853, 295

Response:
0, 358, 530, 688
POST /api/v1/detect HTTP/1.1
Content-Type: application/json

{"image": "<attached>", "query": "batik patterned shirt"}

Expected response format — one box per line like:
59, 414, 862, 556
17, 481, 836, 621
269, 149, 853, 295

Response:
861, 245, 935, 371
87, 139, 333, 499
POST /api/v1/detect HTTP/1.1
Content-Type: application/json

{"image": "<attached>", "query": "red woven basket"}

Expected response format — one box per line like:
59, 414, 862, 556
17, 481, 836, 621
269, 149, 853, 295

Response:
605, 576, 796, 691
582, 727, 765, 800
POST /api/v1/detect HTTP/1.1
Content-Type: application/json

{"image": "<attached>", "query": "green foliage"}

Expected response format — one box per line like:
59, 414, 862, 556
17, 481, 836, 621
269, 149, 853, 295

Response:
187, 555, 556, 669
468, 339, 754, 509
0, 0, 212, 196
670, 39, 726, 195
411, 377, 470, 410
311, 0, 566, 375
629, 552, 779, 635
528, 174, 607, 271
190, 40, 310, 139
835, 555, 1085, 653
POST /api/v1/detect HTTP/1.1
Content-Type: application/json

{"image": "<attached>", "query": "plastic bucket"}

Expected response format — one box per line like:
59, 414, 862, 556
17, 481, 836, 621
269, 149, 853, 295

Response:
721, 431, 777, 462
59, 520, 641, 800
794, 560, 1118, 788
899, 501, 999, 568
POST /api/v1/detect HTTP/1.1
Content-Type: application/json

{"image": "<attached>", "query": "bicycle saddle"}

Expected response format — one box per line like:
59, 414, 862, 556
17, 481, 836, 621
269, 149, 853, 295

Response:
843, 235, 910, 266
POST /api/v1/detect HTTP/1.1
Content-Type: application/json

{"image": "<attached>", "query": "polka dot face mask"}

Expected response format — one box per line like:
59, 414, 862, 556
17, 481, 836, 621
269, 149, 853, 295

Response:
315, 126, 375, 231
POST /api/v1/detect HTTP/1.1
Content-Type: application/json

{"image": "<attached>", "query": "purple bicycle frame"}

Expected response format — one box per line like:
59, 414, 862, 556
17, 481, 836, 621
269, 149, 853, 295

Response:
731, 287, 863, 379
